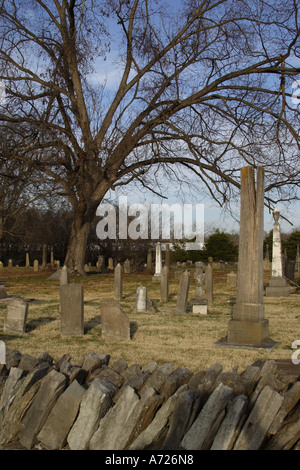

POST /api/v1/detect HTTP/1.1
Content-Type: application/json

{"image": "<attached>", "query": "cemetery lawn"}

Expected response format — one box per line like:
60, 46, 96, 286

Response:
0, 267, 299, 373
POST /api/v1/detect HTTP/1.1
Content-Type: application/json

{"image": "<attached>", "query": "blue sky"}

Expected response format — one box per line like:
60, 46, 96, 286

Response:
93, 0, 300, 237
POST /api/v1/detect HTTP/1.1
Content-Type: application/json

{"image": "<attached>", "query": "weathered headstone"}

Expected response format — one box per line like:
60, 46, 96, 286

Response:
134, 286, 147, 312
146, 247, 152, 271
0, 339, 5, 364
0, 261, 3, 270
266, 209, 290, 297
7, 259, 12, 268
59, 266, 70, 313
160, 265, 169, 302
175, 270, 190, 315
152, 242, 162, 281
205, 261, 213, 303
124, 259, 131, 274
0, 282, 7, 299
283, 247, 288, 274
264, 243, 271, 270
60, 265, 69, 286
60, 284, 84, 336
4, 297, 28, 334
101, 300, 131, 340
42, 244, 47, 268
225, 166, 276, 348
296, 244, 300, 274
25, 253, 30, 268
114, 263, 123, 300
33, 260, 39, 272
108, 257, 114, 271
285, 259, 295, 282
265, 243, 270, 260
189, 262, 208, 315
227, 271, 237, 288
96, 255, 105, 272
165, 243, 170, 269
195, 262, 204, 299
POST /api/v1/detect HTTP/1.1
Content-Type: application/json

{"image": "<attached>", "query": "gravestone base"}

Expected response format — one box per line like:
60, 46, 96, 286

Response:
152, 274, 161, 282
213, 333, 281, 351
189, 298, 208, 315
265, 277, 290, 297
192, 304, 208, 315
227, 318, 270, 347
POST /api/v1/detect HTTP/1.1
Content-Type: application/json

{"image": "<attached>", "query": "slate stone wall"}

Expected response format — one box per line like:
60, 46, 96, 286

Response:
0, 348, 299, 450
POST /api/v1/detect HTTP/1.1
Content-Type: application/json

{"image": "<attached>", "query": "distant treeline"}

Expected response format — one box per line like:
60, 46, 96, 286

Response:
0, 207, 299, 268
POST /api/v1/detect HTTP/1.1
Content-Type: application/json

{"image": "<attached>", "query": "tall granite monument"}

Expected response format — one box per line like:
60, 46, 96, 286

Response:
223, 166, 278, 348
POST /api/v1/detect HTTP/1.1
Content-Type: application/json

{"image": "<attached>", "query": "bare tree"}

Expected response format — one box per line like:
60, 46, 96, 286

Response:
0, 121, 56, 259
0, 0, 299, 274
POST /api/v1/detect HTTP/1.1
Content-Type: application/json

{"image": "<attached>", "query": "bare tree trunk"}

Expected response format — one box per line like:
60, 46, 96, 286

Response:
64, 211, 93, 275
63, 184, 109, 275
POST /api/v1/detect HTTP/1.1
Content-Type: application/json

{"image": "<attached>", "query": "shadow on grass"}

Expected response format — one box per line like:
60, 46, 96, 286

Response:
130, 321, 138, 339
84, 315, 101, 333
26, 316, 56, 332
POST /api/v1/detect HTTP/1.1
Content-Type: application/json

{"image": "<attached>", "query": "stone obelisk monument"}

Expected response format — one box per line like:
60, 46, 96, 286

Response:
152, 242, 162, 281
265, 208, 290, 297
225, 166, 278, 348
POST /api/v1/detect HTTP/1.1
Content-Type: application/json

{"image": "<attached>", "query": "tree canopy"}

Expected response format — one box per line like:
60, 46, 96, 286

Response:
0, 0, 299, 273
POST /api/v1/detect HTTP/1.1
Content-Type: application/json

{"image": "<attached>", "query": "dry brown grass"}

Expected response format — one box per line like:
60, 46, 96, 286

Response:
0, 266, 299, 374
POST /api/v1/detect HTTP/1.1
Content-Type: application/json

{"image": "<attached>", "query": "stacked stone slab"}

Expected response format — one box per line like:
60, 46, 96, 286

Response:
1, 349, 300, 450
